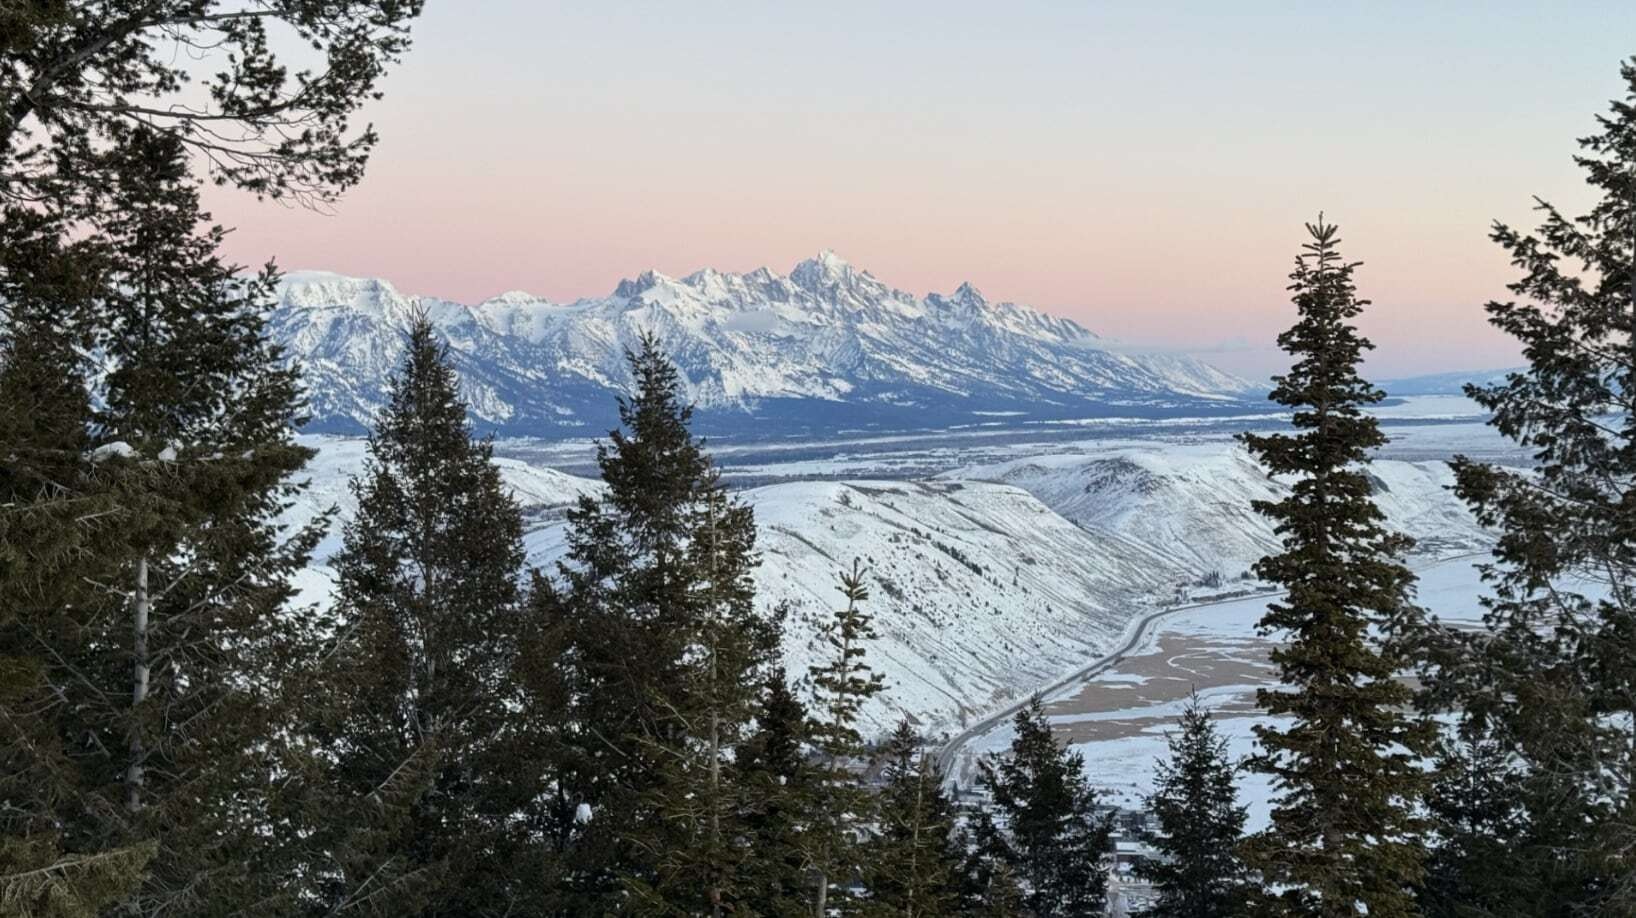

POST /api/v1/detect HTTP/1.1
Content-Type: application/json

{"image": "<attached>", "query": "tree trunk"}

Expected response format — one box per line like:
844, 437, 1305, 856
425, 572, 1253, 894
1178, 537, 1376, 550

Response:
126, 554, 150, 813
710, 637, 723, 918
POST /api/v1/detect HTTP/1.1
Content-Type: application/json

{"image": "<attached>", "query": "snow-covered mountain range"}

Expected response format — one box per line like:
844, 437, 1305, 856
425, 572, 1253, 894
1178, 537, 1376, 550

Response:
271, 253, 1258, 437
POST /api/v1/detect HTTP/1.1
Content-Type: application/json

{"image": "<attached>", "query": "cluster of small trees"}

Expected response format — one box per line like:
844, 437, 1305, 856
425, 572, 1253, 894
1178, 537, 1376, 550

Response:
3, 5, 1636, 916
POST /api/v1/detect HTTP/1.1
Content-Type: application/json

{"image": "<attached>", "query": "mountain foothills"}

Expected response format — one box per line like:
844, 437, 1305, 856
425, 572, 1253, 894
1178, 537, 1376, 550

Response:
270, 251, 1256, 437
290, 436, 1490, 736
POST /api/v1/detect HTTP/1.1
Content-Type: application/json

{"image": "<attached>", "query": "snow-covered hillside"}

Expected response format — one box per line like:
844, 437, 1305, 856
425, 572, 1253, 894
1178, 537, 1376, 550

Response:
286, 436, 1489, 737
747, 480, 1178, 734
284, 435, 603, 608
949, 440, 1490, 580
269, 254, 1257, 437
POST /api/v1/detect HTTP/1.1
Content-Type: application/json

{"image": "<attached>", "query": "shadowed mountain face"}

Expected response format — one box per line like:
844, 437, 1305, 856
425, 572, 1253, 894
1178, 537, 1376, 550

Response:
271, 252, 1257, 438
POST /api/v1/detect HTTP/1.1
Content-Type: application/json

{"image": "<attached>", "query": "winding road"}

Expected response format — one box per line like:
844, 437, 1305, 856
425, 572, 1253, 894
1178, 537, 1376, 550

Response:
934, 586, 1278, 780
935, 551, 1487, 781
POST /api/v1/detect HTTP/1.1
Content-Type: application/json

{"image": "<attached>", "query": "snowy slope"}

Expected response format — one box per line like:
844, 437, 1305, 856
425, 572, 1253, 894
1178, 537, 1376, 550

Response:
949, 440, 1490, 581
283, 435, 604, 608
286, 437, 1489, 737
269, 254, 1257, 437
746, 480, 1179, 734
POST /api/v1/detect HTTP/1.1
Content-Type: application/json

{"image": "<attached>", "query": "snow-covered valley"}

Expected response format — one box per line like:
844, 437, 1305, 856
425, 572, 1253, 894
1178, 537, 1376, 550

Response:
287, 407, 1496, 739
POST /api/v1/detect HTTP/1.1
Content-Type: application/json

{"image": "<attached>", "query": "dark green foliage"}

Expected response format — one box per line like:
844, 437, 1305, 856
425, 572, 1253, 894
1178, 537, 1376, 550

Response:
1136, 695, 1247, 918
1416, 721, 1578, 918
0, 204, 104, 603
0, 843, 157, 918
2, 131, 326, 917
1409, 58, 1636, 914
738, 672, 823, 918
972, 862, 1028, 918
1237, 219, 1433, 917
546, 333, 781, 914
859, 720, 964, 918
969, 696, 1111, 918
0, 209, 150, 916
807, 560, 889, 916
313, 316, 537, 915
1, 0, 423, 208
3, 4, 423, 912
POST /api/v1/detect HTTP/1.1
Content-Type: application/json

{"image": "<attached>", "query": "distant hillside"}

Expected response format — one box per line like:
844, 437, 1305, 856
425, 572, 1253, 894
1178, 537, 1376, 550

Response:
1379, 367, 1523, 397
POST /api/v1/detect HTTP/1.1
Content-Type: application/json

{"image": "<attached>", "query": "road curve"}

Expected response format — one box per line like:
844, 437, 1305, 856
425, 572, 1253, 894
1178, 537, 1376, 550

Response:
933, 587, 1278, 780
934, 551, 1487, 781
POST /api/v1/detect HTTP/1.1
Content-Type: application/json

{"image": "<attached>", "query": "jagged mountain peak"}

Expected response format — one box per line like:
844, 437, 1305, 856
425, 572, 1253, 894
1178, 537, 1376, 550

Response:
789, 249, 873, 292
950, 281, 987, 307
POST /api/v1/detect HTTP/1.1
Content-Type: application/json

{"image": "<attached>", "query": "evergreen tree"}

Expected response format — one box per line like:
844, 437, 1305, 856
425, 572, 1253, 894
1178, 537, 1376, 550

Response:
2, 0, 423, 210
739, 672, 823, 918
974, 862, 1029, 918
3, 6, 425, 911
860, 721, 964, 918
1135, 694, 1247, 918
1237, 218, 1433, 917
970, 696, 1111, 918
0, 207, 156, 918
312, 315, 537, 915
1417, 722, 1556, 918
1415, 57, 1636, 913
3, 131, 326, 916
806, 560, 889, 916
549, 333, 781, 914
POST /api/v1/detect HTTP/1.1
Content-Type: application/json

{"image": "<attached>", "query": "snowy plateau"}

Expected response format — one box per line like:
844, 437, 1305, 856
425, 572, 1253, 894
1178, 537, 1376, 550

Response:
270, 252, 1259, 438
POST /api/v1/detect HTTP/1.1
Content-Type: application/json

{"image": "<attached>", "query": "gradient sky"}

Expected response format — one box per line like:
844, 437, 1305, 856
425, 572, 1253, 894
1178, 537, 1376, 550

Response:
204, 2, 1636, 378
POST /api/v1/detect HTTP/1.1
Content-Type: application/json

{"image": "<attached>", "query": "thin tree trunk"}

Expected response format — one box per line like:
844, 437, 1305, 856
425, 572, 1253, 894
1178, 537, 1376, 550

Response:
710, 637, 723, 918
707, 499, 725, 917
126, 554, 150, 813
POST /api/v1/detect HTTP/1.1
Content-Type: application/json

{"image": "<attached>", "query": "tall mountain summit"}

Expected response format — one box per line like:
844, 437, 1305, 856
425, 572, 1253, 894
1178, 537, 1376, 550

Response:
271, 252, 1256, 436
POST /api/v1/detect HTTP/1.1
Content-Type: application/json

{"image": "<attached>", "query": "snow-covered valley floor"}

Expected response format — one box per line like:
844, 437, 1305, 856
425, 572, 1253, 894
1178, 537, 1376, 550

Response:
287, 396, 1506, 745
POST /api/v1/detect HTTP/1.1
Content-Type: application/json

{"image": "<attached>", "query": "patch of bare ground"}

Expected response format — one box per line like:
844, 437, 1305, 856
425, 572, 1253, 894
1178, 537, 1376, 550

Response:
1041, 633, 1277, 743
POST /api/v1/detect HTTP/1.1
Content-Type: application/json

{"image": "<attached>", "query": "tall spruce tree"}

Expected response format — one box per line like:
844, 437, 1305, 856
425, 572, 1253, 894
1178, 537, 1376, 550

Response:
313, 315, 536, 915
2, 130, 327, 916
1414, 56, 1636, 913
0, 207, 157, 917
1238, 218, 1433, 917
969, 695, 1111, 918
806, 560, 888, 917
860, 720, 965, 918
1135, 694, 1248, 918
548, 333, 780, 914
3, 6, 425, 912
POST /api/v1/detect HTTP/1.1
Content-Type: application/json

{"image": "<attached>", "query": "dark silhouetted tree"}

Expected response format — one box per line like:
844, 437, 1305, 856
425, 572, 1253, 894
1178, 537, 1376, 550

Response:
1414, 57, 1636, 914
313, 316, 536, 915
969, 696, 1111, 918
860, 720, 965, 917
1238, 218, 1433, 917
1135, 694, 1248, 918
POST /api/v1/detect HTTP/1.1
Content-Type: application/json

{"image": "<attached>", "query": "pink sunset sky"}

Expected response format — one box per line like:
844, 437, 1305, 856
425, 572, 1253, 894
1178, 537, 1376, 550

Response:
204, 2, 1636, 378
